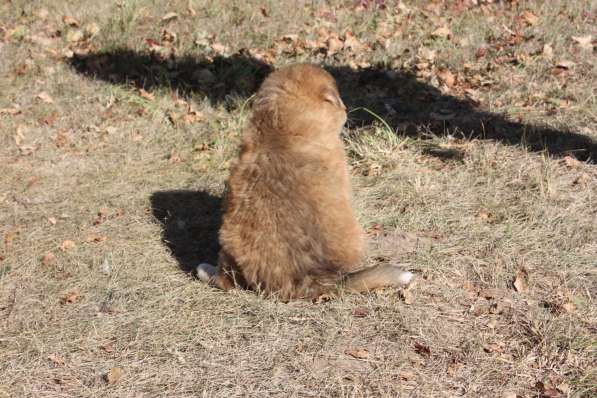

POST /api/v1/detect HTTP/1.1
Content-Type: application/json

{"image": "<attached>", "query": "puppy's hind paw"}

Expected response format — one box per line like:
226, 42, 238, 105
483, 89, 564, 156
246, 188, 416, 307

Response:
196, 263, 217, 283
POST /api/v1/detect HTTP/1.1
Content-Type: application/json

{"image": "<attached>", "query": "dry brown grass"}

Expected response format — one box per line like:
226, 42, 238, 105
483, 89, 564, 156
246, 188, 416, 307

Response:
1, 1, 596, 397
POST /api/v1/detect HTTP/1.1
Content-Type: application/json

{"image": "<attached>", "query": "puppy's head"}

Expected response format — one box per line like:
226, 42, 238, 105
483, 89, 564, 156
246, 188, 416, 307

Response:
253, 64, 347, 141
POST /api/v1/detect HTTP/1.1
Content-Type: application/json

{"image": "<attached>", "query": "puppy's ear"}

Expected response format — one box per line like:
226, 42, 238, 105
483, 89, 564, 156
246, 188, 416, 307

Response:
322, 89, 346, 110
253, 83, 282, 128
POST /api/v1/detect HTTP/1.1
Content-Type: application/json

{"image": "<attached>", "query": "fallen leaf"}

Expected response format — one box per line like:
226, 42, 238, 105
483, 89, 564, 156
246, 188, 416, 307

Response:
210, 43, 229, 54
0, 107, 21, 115
84, 23, 100, 37
414, 341, 431, 357
542, 43, 554, 59
343, 31, 363, 52
62, 15, 80, 28
100, 343, 114, 353
161, 12, 179, 23
562, 155, 581, 168
138, 88, 154, 100
104, 367, 123, 384
352, 307, 369, 318
436, 68, 456, 88
326, 35, 344, 55
48, 217, 57, 225
476, 46, 488, 59
313, 293, 333, 304
59, 240, 76, 252
398, 369, 415, 381
66, 29, 84, 43
560, 302, 575, 313
34, 8, 49, 20
431, 26, 452, 39
344, 348, 370, 359
48, 353, 65, 366
483, 341, 505, 353
54, 130, 69, 148
41, 252, 56, 266
573, 173, 590, 187
61, 289, 80, 304
36, 92, 54, 104
520, 10, 539, 25
86, 234, 107, 243
93, 208, 108, 225
556, 60, 575, 69
513, 267, 529, 293
401, 289, 415, 304
572, 35, 593, 51
162, 28, 177, 43
479, 288, 505, 299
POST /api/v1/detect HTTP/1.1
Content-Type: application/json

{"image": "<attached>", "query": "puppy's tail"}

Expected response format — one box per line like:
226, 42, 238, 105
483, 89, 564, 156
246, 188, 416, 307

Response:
342, 264, 414, 293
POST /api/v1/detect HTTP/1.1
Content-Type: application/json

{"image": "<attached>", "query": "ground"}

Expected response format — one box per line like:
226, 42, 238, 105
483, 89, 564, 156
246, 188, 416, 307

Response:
0, 1, 596, 397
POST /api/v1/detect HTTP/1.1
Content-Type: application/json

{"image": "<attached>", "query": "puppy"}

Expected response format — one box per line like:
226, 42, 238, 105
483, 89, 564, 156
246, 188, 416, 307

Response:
198, 64, 412, 300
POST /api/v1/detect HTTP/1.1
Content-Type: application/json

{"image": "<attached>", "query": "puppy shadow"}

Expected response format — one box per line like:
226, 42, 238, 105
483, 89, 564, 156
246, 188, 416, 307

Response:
150, 190, 222, 273
69, 49, 597, 162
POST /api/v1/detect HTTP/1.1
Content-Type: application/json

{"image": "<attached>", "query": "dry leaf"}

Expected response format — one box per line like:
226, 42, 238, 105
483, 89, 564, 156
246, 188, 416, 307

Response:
326, 35, 344, 55
48, 353, 65, 366
93, 208, 108, 225
0, 107, 21, 115
573, 173, 590, 187
352, 307, 369, 318
414, 341, 431, 357
479, 288, 505, 299
59, 240, 76, 252
48, 217, 57, 225
161, 12, 179, 23
401, 289, 415, 304
541, 44, 553, 61
560, 302, 575, 313
343, 31, 363, 51
34, 8, 49, 20
432, 26, 452, 39
105, 367, 123, 384
100, 343, 115, 353
513, 267, 529, 293
520, 10, 539, 25
66, 29, 84, 43
187, 5, 197, 16
42, 252, 56, 266
61, 289, 80, 304
210, 43, 229, 54
398, 369, 415, 381
572, 35, 593, 50
345, 348, 370, 359
36, 92, 54, 104
138, 88, 154, 101
84, 23, 100, 37
62, 15, 80, 28
556, 60, 575, 69
313, 293, 333, 304
476, 46, 488, 59
436, 68, 456, 88
162, 28, 177, 43
562, 155, 580, 168
86, 234, 107, 243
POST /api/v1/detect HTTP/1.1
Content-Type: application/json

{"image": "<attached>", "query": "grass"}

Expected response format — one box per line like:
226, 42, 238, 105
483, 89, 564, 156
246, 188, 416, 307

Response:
1, 0, 596, 397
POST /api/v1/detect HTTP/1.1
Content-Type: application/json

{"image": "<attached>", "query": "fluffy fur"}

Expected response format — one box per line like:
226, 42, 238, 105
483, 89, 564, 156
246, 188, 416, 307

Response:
198, 63, 413, 300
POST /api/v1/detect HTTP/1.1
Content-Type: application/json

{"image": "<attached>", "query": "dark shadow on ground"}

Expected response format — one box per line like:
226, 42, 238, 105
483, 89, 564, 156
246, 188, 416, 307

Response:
150, 190, 222, 273
69, 49, 596, 162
